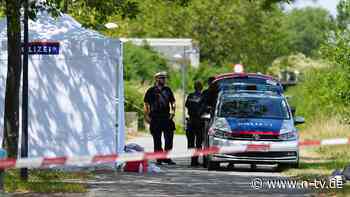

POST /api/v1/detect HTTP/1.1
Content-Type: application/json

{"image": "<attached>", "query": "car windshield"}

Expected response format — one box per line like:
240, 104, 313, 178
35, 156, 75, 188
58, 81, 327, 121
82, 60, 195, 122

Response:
218, 96, 290, 119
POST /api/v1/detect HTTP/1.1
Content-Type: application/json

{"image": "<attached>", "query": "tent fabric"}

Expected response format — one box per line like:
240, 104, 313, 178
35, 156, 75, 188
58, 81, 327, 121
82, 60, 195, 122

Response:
0, 11, 125, 157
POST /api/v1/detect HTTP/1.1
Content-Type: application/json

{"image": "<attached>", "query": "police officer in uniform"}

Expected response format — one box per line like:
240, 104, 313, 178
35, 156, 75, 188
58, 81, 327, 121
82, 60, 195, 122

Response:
185, 81, 203, 166
144, 71, 176, 165
199, 76, 216, 116
199, 76, 215, 167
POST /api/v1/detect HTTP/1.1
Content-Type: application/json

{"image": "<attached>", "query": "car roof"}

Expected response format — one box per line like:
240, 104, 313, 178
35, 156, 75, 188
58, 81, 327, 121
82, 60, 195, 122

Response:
213, 72, 279, 83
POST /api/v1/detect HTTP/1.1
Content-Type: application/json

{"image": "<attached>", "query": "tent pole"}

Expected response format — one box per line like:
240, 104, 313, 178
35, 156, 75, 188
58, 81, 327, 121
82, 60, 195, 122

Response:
117, 41, 125, 153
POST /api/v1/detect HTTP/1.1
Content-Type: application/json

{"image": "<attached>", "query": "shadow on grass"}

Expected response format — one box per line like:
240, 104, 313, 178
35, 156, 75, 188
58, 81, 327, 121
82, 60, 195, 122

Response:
284, 160, 350, 196
299, 160, 349, 171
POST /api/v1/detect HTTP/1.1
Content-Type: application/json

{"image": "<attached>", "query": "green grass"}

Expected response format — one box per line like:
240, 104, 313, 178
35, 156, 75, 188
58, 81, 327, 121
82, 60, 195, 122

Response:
284, 145, 350, 196
0, 8, 4, 18
334, 185, 350, 197
284, 116, 350, 195
174, 123, 185, 135
289, 172, 350, 196
4, 169, 89, 193
285, 116, 350, 175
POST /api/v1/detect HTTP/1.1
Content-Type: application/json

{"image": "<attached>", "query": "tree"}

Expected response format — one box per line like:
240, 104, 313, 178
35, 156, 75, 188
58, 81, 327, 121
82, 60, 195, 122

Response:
115, 0, 291, 71
337, 0, 350, 30
2, 0, 22, 157
45, 0, 140, 28
283, 7, 335, 57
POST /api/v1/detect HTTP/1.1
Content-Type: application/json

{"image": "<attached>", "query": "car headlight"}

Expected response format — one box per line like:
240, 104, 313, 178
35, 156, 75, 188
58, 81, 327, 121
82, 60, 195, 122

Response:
209, 118, 231, 136
279, 120, 298, 141
279, 131, 297, 141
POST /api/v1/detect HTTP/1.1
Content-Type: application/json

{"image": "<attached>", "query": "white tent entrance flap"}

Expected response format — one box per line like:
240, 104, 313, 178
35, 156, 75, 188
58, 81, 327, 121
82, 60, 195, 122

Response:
0, 11, 125, 158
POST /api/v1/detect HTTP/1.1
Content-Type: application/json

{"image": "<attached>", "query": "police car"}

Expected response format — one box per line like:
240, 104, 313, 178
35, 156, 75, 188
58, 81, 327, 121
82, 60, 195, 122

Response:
201, 65, 303, 170
202, 68, 289, 117
205, 88, 304, 171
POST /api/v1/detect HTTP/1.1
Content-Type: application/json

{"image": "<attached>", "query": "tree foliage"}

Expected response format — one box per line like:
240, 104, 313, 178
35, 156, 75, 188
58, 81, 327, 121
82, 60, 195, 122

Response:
287, 29, 350, 125
44, 0, 140, 28
337, 0, 350, 30
319, 30, 350, 122
101, 0, 333, 72
123, 42, 168, 83
283, 7, 335, 57
112, 0, 292, 72
0, 1, 4, 17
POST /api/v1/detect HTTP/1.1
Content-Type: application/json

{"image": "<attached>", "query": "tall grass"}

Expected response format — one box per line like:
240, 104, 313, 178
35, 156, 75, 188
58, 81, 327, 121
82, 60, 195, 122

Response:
286, 66, 350, 123
299, 116, 350, 141
284, 64, 350, 186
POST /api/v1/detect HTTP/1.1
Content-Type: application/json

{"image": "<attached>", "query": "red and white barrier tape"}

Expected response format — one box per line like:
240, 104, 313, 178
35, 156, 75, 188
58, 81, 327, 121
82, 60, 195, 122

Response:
299, 137, 350, 147
0, 137, 348, 170
0, 146, 244, 170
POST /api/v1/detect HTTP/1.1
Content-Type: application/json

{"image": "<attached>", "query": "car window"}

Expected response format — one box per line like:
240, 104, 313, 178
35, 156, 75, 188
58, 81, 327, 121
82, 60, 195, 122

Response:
218, 97, 290, 119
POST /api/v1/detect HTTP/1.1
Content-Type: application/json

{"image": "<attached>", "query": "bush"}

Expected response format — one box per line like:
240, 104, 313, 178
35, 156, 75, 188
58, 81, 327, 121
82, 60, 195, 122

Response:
124, 81, 145, 129
267, 53, 329, 77
124, 42, 169, 83
286, 30, 350, 125
286, 66, 350, 124
183, 62, 233, 92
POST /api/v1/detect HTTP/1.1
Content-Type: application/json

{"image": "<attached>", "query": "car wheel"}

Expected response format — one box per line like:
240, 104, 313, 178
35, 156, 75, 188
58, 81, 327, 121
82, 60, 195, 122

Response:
203, 156, 208, 168
207, 156, 220, 171
277, 162, 299, 172
276, 163, 289, 172
291, 156, 300, 169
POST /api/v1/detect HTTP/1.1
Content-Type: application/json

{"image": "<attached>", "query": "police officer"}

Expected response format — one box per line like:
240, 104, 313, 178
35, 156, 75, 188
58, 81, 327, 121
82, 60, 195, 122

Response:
144, 71, 176, 165
199, 76, 215, 167
200, 76, 216, 116
185, 81, 203, 166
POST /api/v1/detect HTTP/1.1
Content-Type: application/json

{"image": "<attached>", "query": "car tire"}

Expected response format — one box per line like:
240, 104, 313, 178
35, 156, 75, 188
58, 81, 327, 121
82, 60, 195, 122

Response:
291, 161, 299, 169
277, 161, 299, 172
276, 163, 289, 172
203, 156, 208, 168
207, 156, 220, 171
291, 156, 300, 169
277, 153, 299, 171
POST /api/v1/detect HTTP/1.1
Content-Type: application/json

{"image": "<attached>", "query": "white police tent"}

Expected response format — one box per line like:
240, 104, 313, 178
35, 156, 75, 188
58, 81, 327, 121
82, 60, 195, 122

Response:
0, 11, 125, 159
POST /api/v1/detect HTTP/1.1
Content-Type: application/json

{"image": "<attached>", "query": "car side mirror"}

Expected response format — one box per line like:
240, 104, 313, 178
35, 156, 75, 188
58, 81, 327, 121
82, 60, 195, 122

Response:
294, 116, 305, 125
201, 113, 211, 120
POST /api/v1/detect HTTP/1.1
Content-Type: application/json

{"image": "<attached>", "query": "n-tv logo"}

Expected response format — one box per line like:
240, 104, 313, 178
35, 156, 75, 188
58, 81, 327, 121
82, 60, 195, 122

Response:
22, 41, 60, 55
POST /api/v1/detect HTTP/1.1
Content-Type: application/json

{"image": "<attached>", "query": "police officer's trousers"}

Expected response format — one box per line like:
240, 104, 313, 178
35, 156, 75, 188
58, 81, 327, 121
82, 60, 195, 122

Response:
150, 117, 174, 162
186, 117, 203, 165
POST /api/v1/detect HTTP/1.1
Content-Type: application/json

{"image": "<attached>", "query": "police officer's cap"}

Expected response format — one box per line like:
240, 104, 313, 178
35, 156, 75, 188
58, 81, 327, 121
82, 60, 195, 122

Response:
154, 71, 168, 78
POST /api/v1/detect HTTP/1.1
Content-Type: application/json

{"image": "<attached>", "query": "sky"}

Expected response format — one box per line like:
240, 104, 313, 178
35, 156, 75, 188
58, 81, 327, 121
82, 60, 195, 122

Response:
286, 0, 341, 16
